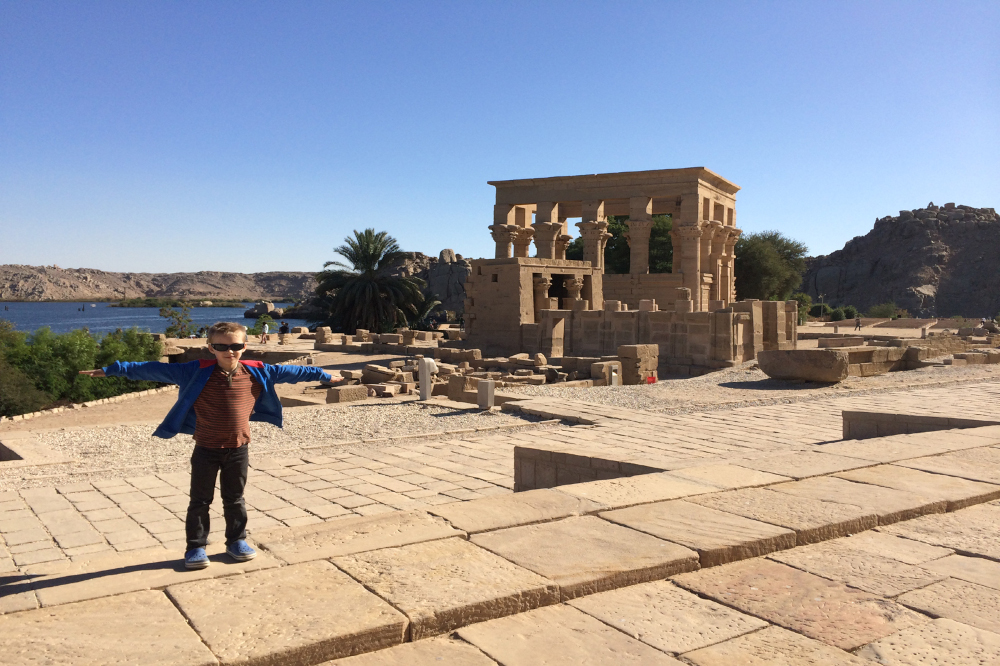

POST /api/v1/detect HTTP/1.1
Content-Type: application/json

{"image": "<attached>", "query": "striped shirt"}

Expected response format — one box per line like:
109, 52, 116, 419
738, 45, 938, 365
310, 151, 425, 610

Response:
192, 364, 262, 448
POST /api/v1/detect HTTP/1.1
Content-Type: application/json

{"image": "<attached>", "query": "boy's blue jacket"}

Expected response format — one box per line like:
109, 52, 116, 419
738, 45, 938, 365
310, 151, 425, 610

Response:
102, 359, 332, 439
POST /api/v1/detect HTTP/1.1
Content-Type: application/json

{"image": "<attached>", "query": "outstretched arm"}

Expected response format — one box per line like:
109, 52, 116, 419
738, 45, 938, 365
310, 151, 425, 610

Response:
100, 360, 192, 385
79, 369, 106, 378
270, 364, 334, 384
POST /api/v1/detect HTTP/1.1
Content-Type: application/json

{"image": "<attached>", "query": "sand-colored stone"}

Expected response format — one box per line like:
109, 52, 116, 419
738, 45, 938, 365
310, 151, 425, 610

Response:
568, 579, 767, 655
879, 503, 1000, 559
767, 540, 947, 597
457, 604, 685, 665
897, 578, 1000, 634
428, 488, 602, 534
857, 618, 1000, 665
683, 625, 870, 665
923, 554, 1000, 590
834, 531, 953, 565
326, 636, 497, 665
738, 451, 872, 479
168, 560, 407, 665
333, 537, 558, 640
767, 476, 945, 525
23, 542, 277, 608
556, 472, 716, 509
899, 446, 1000, 484
0, 590, 216, 666
834, 464, 1000, 511
0, 573, 37, 614
664, 464, 789, 490
689, 488, 876, 544
254, 510, 464, 565
817, 437, 950, 463
673, 559, 928, 650
600, 499, 795, 566
470, 515, 697, 600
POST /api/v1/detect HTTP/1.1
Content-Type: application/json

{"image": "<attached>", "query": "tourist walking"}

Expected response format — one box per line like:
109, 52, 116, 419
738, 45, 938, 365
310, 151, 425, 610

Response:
259, 320, 269, 345
854, 315, 862, 331
78, 321, 332, 570
278, 321, 289, 345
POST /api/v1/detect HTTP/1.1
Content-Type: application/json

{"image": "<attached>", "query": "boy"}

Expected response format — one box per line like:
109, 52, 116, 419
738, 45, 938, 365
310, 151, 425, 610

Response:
79, 321, 332, 570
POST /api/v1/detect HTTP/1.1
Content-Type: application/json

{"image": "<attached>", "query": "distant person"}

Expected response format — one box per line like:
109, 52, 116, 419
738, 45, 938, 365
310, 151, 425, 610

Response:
78, 321, 333, 570
854, 315, 862, 331
278, 321, 289, 345
259, 321, 269, 345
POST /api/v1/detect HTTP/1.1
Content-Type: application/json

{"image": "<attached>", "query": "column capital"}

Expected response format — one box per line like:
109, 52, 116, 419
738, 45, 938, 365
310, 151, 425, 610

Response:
510, 226, 535, 258
488, 224, 516, 259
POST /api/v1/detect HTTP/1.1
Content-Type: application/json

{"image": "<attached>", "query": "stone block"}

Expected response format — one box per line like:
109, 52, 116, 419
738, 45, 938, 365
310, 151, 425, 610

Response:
665, 464, 789, 490
448, 374, 479, 402
168, 560, 407, 665
428, 489, 602, 534
835, 465, 1000, 511
879, 504, 1000, 560
332, 537, 558, 640
768, 476, 946, 525
601, 500, 796, 567
738, 451, 871, 479
457, 604, 684, 665
253, 510, 464, 565
372, 384, 400, 397
684, 625, 870, 666
471, 516, 698, 600
568, 579, 767, 656
924, 554, 1000, 590
856, 618, 1000, 665
899, 447, 1000, 484
0, 590, 216, 666
757, 348, 850, 382
557, 472, 717, 510
673, 559, 928, 651
897, 578, 1000, 634
690, 488, 877, 544
327, 636, 498, 665
834, 531, 953, 565
327, 385, 370, 404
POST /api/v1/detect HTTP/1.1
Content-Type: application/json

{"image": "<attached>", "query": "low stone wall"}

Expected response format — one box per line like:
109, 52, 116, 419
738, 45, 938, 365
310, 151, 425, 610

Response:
842, 410, 1000, 439
514, 446, 666, 492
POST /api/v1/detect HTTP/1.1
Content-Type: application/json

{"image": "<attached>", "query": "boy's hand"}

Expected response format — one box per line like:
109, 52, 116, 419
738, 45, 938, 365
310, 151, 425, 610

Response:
78, 369, 106, 378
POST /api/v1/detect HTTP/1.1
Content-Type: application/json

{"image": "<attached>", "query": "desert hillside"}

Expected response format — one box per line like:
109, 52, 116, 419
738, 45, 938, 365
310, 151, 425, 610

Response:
801, 202, 999, 318
0, 265, 316, 302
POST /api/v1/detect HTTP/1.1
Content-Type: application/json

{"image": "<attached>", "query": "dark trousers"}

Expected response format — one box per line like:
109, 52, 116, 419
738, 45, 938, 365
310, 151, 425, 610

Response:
186, 444, 249, 551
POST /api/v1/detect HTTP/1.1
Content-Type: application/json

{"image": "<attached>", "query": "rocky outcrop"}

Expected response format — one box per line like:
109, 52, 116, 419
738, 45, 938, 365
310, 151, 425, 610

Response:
801, 203, 1000, 318
379, 249, 472, 314
0, 265, 315, 302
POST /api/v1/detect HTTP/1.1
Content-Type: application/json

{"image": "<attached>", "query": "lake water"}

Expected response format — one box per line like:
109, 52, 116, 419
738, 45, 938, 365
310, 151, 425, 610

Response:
0, 302, 311, 336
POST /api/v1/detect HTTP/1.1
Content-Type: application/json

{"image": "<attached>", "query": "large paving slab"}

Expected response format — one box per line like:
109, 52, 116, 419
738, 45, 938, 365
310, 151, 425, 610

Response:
600, 499, 795, 567
898, 446, 1000, 484
456, 604, 685, 665
815, 437, 951, 463
834, 464, 1000, 511
332, 537, 559, 640
767, 539, 947, 597
767, 476, 945, 525
736, 451, 873, 479
568, 579, 767, 655
856, 618, 1000, 665
673, 558, 928, 650
428, 489, 602, 534
689, 488, 876, 544
826, 531, 953, 565
168, 559, 407, 665
253, 510, 464, 564
18, 541, 278, 609
0, 572, 37, 613
897, 578, 1000, 634
878, 503, 1000, 560
326, 636, 497, 665
923, 553, 1000, 590
554, 472, 717, 509
470, 515, 697, 600
683, 624, 870, 665
660, 464, 789, 490
0, 589, 216, 666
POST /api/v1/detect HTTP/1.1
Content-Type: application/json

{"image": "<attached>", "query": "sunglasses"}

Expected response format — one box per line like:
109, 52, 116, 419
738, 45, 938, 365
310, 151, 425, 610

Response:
210, 343, 246, 352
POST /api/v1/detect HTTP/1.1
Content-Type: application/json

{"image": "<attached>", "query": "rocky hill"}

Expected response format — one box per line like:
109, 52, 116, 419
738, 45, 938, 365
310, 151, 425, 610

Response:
0, 265, 316, 302
801, 202, 1000, 318
379, 249, 471, 314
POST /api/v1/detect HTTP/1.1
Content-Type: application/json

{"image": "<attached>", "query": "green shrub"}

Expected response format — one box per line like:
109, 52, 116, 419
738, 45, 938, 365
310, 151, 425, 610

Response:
843, 305, 858, 319
734, 231, 808, 301
830, 308, 846, 321
247, 314, 276, 336
159, 304, 195, 338
790, 292, 812, 324
0, 356, 52, 417
809, 303, 832, 317
866, 302, 898, 318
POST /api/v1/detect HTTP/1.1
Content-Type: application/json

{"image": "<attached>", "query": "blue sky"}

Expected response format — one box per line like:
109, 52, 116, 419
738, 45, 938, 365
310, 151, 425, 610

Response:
1, 1, 997, 273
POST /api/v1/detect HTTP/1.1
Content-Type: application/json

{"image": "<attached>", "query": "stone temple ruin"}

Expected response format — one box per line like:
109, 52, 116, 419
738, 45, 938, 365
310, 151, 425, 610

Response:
464, 168, 797, 374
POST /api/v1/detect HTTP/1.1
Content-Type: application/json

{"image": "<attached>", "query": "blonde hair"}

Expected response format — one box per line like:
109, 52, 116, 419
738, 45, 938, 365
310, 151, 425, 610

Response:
206, 321, 247, 342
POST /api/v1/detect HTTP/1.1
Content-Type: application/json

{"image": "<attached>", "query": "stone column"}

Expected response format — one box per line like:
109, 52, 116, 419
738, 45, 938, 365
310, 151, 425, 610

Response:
724, 228, 740, 303
532, 276, 552, 321
624, 197, 653, 274
555, 234, 572, 260
575, 221, 612, 270
677, 224, 705, 310
488, 224, 516, 259
564, 277, 584, 300
533, 223, 561, 259
708, 221, 725, 302
511, 226, 535, 258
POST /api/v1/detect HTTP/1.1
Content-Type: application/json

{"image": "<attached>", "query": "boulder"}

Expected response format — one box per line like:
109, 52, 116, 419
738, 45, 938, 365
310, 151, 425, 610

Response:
757, 349, 850, 383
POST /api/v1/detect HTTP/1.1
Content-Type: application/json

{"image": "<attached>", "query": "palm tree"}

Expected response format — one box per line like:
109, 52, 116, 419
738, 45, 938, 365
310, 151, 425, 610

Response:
316, 229, 425, 333
407, 293, 443, 330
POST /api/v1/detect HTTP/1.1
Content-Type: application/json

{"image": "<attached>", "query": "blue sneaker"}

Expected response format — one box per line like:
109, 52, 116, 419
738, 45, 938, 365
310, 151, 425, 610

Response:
226, 539, 257, 562
184, 548, 209, 570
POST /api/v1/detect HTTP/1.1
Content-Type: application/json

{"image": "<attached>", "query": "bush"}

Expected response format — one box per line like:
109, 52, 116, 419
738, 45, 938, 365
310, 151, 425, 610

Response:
159, 304, 195, 338
830, 308, 846, 321
0, 356, 52, 417
790, 292, 812, 324
843, 305, 858, 319
809, 303, 832, 318
866, 302, 899, 319
247, 315, 276, 336
734, 231, 808, 301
